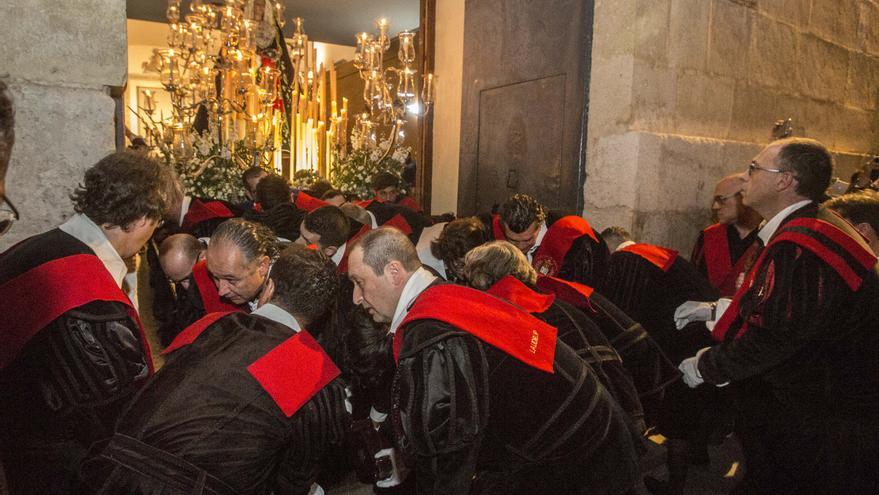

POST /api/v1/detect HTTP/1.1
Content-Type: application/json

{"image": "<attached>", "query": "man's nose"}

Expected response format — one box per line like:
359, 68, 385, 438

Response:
352, 285, 364, 305
216, 280, 232, 296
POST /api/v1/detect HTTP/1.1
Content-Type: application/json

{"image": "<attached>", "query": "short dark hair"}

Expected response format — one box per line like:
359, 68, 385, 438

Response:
242, 166, 267, 191
321, 188, 345, 200
309, 179, 334, 199
500, 193, 546, 233
211, 218, 280, 262
774, 138, 834, 202
600, 226, 632, 248
269, 243, 339, 325
371, 171, 399, 191
353, 226, 421, 275
825, 190, 879, 235
256, 175, 292, 210
304, 205, 350, 248
0, 80, 14, 180
431, 216, 490, 263
70, 151, 176, 227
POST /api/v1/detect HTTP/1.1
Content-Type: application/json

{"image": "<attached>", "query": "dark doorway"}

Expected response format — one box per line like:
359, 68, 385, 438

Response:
457, 0, 595, 215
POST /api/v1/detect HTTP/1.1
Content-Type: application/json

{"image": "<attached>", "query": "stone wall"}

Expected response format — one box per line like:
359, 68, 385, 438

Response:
0, 0, 128, 251
585, 0, 879, 253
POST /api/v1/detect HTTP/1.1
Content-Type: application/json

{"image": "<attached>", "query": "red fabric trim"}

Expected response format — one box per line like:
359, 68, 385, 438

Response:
162, 311, 234, 355
702, 224, 732, 289
295, 192, 329, 212
397, 196, 422, 213
337, 224, 372, 273
382, 213, 413, 236
491, 214, 505, 240
252, 202, 263, 212
182, 199, 235, 230
247, 330, 341, 417
532, 216, 598, 276
191, 260, 244, 314
394, 285, 558, 373
487, 275, 555, 313
618, 243, 679, 272
535, 275, 595, 312
712, 217, 877, 341
0, 254, 152, 373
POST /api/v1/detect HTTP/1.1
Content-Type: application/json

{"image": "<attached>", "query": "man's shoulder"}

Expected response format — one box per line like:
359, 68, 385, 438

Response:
398, 318, 471, 359
0, 228, 92, 282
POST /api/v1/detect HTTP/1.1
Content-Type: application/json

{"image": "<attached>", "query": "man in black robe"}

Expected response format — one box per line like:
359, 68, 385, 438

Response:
600, 226, 717, 494
477, 193, 610, 287
298, 205, 370, 273
679, 138, 879, 494
0, 151, 177, 494
79, 244, 350, 494
242, 174, 306, 242
347, 227, 640, 495
690, 174, 762, 297
462, 240, 647, 435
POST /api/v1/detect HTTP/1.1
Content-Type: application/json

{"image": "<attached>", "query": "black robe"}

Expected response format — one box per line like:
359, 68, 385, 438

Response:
690, 222, 759, 297
394, 284, 639, 495
365, 200, 433, 245
242, 202, 306, 241
698, 204, 879, 494
79, 312, 350, 495
0, 229, 151, 494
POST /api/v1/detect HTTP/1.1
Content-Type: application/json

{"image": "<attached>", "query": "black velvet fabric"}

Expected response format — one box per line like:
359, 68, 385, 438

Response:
365, 201, 433, 245
0, 229, 150, 495
698, 204, 879, 493
394, 314, 640, 495
79, 313, 350, 495
242, 202, 305, 242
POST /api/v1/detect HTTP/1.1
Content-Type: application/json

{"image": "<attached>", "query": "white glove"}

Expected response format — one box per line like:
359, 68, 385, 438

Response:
375, 448, 409, 488
674, 301, 715, 329
678, 347, 710, 388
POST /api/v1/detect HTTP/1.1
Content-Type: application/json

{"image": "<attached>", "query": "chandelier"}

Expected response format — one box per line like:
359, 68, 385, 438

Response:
352, 18, 435, 158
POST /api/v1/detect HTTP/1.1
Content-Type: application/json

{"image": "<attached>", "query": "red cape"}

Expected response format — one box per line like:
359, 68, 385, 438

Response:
712, 216, 877, 342
535, 275, 596, 312
702, 224, 758, 296
487, 275, 555, 313
295, 192, 329, 212
0, 254, 153, 373
617, 243, 678, 272
532, 216, 599, 276
395, 284, 558, 373
182, 198, 235, 231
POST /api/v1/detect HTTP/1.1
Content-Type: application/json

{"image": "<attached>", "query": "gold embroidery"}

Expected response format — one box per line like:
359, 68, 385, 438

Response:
529, 329, 539, 354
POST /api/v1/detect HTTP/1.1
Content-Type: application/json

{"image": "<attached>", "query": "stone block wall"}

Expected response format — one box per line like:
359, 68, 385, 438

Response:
0, 0, 127, 251
585, 0, 879, 254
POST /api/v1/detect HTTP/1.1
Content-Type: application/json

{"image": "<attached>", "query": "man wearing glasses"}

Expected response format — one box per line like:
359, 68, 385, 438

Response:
0, 80, 15, 239
0, 149, 178, 493
678, 138, 879, 493
690, 174, 762, 297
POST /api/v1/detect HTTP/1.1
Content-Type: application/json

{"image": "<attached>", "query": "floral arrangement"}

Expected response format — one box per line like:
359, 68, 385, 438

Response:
291, 169, 323, 190
329, 126, 410, 200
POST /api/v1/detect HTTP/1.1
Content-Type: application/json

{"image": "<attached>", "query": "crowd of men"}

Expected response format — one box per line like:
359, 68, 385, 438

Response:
2, 79, 879, 495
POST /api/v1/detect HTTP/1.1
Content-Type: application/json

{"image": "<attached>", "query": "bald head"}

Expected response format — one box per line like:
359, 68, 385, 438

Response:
159, 234, 205, 283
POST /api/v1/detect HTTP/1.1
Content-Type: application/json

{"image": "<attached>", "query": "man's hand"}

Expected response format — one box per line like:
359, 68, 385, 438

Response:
674, 301, 715, 329
678, 347, 710, 388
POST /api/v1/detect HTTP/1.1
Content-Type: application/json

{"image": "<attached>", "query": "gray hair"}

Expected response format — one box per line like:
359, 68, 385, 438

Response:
210, 218, 280, 262
463, 240, 537, 290
354, 226, 420, 275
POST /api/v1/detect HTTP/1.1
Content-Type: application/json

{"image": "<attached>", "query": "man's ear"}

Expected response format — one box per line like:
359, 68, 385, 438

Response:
384, 260, 406, 286
257, 255, 271, 277
197, 250, 206, 262
323, 245, 338, 258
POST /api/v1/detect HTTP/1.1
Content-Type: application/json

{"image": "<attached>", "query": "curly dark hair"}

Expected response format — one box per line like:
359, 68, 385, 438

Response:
500, 193, 546, 233
210, 218, 280, 262
255, 174, 292, 210
371, 171, 399, 191
0, 79, 14, 179
269, 243, 340, 325
304, 205, 350, 248
70, 150, 177, 227
431, 216, 490, 263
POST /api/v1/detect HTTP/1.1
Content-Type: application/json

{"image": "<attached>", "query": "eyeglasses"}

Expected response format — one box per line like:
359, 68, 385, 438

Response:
712, 191, 741, 205
0, 195, 19, 236
747, 161, 786, 176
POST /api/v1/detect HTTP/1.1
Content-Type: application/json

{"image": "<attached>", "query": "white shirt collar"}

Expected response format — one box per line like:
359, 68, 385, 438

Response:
179, 195, 192, 227
526, 221, 549, 261
389, 266, 438, 334
251, 303, 302, 332
331, 242, 347, 266
758, 200, 813, 245
59, 213, 127, 288
366, 210, 378, 229
615, 240, 637, 252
